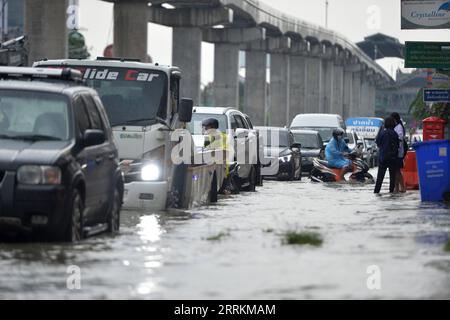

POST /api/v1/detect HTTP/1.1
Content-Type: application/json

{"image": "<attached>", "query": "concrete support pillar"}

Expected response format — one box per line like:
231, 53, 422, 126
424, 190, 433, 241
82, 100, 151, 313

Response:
113, 0, 148, 62
332, 65, 344, 116
269, 53, 290, 127
367, 85, 376, 116
172, 28, 202, 104
343, 70, 353, 119
351, 72, 361, 117
305, 57, 322, 113
322, 60, 334, 114
244, 51, 267, 126
24, 0, 68, 65
289, 55, 307, 124
213, 43, 240, 108
360, 80, 370, 116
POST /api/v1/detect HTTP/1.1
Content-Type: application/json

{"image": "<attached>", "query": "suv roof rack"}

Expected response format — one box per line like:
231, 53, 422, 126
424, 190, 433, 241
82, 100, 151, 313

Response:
96, 56, 141, 62
0, 67, 84, 83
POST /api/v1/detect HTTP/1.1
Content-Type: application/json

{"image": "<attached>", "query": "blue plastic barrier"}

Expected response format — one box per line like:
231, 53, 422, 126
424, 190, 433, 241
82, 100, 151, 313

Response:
413, 140, 450, 202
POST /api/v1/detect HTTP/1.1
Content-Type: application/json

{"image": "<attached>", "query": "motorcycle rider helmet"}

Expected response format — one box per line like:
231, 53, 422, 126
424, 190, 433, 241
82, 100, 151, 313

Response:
202, 118, 219, 130
332, 128, 345, 140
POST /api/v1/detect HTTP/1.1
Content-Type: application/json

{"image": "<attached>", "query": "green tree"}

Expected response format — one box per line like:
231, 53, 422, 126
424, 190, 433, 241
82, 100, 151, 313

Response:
68, 30, 90, 59
409, 70, 450, 122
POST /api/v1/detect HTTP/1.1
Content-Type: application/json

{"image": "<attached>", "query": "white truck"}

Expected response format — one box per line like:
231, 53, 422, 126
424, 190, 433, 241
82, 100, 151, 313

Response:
34, 58, 221, 211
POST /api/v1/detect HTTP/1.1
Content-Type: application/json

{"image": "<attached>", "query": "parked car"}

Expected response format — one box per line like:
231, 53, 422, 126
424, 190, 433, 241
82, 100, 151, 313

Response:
188, 107, 259, 192
290, 113, 346, 146
346, 129, 361, 151
0, 67, 124, 242
364, 138, 379, 167
242, 113, 264, 186
255, 127, 302, 181
356, 138, 376, 168
291, 129, 324, 174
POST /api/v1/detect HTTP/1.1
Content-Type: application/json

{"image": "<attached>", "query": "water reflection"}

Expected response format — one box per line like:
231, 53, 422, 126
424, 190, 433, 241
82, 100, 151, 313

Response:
1, 172, 450, 299
137, 215, 163, 243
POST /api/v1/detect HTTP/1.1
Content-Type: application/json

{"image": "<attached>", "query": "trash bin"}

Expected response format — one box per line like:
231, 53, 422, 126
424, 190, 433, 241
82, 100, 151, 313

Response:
413, 140, 450, 202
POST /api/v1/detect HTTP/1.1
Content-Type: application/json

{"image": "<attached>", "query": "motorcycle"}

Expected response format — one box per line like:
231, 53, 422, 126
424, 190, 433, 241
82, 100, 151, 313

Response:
310, 150, 374, 183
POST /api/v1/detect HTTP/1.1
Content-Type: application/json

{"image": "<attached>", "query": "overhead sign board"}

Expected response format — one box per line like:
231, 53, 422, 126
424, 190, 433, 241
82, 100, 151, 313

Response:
401, 0, 450, 29
424, 89, 450, 102
405, 41, 450, 69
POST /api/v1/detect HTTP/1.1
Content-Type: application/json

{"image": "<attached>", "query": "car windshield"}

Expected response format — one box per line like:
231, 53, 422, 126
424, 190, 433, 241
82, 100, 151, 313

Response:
0, 90, 70, 141
48, 66, 168, 127
293, 133, 320, 149
261, 129, 289, 148
365, 139, 376, 147
293, 127, 334, 142
186, 113, 228, 134
347, 133, 355, 144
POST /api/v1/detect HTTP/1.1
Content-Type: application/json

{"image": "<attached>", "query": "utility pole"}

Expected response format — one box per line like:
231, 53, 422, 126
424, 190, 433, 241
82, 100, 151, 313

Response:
325, 0, 329, 28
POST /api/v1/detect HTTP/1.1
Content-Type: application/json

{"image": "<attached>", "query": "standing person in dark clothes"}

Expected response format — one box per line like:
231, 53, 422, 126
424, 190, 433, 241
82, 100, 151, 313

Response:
374, 117, 399, 194
391, 112, 407, 193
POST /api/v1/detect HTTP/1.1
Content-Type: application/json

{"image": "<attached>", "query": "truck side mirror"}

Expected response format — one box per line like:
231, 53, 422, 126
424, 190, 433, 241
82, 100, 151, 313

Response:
234, 128, 248, 139
291, 142, 301, 150
83, 129, 105, 147
179, 98, 193, 123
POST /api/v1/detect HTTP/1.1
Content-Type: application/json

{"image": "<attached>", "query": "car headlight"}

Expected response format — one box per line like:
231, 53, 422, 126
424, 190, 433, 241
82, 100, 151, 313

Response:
141, 163, 161, 181
279, 154, 292, 162
17, 165, 61, 185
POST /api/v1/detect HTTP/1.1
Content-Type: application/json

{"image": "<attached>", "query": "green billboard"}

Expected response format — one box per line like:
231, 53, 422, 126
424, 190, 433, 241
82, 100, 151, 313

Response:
405, 41, 450, 69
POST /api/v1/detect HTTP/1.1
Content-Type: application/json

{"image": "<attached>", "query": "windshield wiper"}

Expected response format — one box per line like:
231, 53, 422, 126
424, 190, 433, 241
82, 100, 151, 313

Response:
111, 118, 157, 127
7, 134, 62, 142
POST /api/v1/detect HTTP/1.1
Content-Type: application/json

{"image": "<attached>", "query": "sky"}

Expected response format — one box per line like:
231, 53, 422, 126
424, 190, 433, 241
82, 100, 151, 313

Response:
78, 0, 450, 83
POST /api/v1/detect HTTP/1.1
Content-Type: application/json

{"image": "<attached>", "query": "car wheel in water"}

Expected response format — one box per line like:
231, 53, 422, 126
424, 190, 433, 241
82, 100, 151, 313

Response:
107, 185, 122, 233
364, 172, 375, 184
243, 166, 256, 192
60, 188, 83, 242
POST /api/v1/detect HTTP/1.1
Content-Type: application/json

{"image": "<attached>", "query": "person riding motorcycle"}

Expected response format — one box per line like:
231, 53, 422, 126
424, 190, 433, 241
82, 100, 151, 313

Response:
325, 128, 352, 170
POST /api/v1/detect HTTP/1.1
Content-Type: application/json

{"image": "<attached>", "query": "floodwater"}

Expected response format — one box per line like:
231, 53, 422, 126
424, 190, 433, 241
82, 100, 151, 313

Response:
1, 169, 450, 299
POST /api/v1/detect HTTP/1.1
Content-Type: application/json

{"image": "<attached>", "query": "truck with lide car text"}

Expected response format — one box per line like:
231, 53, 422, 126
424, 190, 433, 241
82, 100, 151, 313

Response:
34, 57, 223, 211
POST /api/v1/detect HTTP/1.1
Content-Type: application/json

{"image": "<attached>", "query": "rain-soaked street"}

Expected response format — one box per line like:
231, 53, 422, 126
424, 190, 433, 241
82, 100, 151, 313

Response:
1, 169, 450, 300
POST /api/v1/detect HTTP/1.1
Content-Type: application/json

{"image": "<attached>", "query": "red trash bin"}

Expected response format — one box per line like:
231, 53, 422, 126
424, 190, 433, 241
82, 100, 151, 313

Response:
423, 117, 447, 141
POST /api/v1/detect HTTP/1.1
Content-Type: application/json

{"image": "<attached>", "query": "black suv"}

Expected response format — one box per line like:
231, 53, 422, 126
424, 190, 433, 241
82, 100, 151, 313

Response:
0, 67, 124, 241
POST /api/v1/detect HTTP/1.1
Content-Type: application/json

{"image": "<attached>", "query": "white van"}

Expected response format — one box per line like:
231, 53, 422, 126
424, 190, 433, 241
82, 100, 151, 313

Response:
290, 114, 346, 144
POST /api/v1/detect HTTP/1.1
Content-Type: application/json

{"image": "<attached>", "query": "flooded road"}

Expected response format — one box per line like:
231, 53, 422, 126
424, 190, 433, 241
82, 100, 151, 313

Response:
1, 169, 450, 299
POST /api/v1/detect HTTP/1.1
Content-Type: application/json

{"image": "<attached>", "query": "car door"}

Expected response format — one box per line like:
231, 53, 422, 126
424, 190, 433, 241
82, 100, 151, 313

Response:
244, 115, 259, 167
228, 112, 238, 162
73, 95, 103, 223
93, 94, 119, 212
233, 113, 251, 178
81, 93, 112, 219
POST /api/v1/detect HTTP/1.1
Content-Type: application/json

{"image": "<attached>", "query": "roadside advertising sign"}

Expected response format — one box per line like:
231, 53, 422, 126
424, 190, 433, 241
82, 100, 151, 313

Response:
345, 117, 384, 139
401, 0, 450, 29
